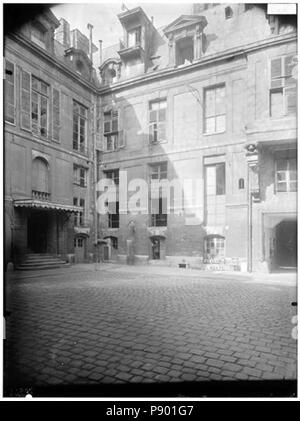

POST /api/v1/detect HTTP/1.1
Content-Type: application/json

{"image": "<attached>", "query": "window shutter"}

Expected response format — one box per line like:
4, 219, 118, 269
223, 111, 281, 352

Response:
21, 69, 31, 130
284, 54, 297, 86
286, 86, 297, 115
52, 88, 60, 141
270, 58, 283, 88
4, 60, 15, 124
119, 130, 126, 148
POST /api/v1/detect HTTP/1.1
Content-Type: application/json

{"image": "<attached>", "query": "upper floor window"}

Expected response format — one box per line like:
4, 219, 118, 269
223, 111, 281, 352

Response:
104, 169, 119, 186
20, 69, 60, 141
4, 60, 15, 124
176, 37, 194, 66
31, 76, 49, 138
127, 27, 141, 48
204, 85, 226, 134
73, 197, 85, 226
31, 24, 46, 49
73, 165, 87, 187
225, 6, 233, 19
73, 101, 87, 153
108, 201, 119, 228
270, 55, 297, 118
276, 158, 297, 192
149, 99, 167, 143
103, 110, 120, 151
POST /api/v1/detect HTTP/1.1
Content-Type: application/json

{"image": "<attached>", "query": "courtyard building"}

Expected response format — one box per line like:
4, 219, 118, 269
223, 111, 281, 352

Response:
4, 4, 297, 272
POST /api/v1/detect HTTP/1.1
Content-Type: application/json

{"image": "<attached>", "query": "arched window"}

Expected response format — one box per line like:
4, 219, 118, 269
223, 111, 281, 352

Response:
104, 236, 118, 249
238, 178, 245, 189
204, 235, 225, 259
32, 157, 49, 196
225, 6, 233, 19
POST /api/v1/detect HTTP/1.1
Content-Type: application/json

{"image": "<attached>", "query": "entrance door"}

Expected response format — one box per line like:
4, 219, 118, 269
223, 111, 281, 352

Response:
27, 211, 48, 252
275, 220, 297, 269
151, 238, 160, 260
74, 236, 85, 263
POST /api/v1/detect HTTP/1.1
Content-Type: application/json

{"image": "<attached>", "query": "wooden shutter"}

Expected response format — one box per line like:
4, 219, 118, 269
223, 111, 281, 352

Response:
118, 130, 126, 148
4, 59, 15, 124
52, 88, 60, 141
270, 58, 283, 88
284, 54, 297, 86
286, 86, 297, 115
21, 69, 31, 130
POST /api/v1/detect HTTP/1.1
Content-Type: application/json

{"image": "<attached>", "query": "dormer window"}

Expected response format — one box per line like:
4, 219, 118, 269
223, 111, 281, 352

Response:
176, 37, 194, 66
127, 27, 141, 48
225, 6, 233, 19
31, 24, 47, 49
76, 60, 84, 74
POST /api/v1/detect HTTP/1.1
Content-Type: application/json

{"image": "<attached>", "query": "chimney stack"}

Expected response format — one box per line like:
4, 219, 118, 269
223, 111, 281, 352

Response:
87, 23, 94, 64
99, 40, 103, 66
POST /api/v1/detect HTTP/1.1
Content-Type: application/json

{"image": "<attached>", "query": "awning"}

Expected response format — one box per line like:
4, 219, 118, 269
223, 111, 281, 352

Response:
13, 199, 83, 213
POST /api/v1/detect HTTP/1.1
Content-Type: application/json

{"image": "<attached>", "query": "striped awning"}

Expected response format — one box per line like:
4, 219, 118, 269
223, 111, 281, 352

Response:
14, 199, 83, 213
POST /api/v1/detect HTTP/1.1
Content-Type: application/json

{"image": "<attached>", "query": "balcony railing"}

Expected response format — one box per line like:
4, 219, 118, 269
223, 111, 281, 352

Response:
32, 190, 51, 201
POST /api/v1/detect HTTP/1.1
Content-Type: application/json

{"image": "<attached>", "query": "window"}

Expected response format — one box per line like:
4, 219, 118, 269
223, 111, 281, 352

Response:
175, 37, 194, 66
225, 6, 233, 19
105, 236, 118, 249
73, 165, 87, 187
4, 60, 15, 124
150, 163, 168, 227
32, 157, 50, 200
238, 178, 245, 190
104, 110, 119, 151
108, 201, 119, 228
205, 235, 225, 260
205, 163, 226, 226
73, 197, 85, 226
276, 158, 297, 192
31, 24, 46, 49
31, 76, 49, 137
206, 163, 226, 195
204, 85, 226, 134
270, 55, 297, 117
104, 169, 119, 186
127, 27, 141, 47
149, 99, 167, 143
73, 101, 87, 153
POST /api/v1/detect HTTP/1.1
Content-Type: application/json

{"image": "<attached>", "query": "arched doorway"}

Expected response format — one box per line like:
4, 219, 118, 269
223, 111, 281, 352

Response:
275, 220, 297, 270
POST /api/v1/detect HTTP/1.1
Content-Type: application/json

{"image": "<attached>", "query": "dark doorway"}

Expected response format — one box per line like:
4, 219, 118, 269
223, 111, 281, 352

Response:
27, 211, 49, 252
275, 220, 297, 269
151, 238, 160, 260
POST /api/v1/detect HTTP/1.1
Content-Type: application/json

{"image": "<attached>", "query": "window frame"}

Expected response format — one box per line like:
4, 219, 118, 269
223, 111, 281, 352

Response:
108, 201, 119, 228
175, 36, 194, 66
31, 76, 50, 139
203, 84, 226, 135
149, 99, 167, 144
204, 235, 226, 260
269, 54, 297, 118
73, 165, 88, 187
275, 157, 297, 193
73, 100, 88, 154
149, 162, 168, 227
4, 59, 16, 125
127, 26, 142, 48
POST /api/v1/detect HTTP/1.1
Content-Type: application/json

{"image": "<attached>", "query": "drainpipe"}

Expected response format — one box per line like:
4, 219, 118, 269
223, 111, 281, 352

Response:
99, 40, 103, 66
93, 96, 98, 251
87, 23, 94, 64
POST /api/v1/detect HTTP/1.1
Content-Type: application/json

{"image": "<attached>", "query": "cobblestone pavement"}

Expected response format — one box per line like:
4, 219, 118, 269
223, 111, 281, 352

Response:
4, 264, 297, 395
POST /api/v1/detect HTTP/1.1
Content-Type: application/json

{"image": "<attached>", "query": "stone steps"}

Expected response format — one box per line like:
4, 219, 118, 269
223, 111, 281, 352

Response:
17, 254, 70, 271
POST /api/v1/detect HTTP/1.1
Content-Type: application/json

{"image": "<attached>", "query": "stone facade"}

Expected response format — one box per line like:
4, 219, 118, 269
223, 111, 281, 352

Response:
4, 4, 297, 272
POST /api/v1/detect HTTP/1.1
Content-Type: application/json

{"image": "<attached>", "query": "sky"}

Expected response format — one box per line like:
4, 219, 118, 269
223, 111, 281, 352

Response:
51, 2, 192, 66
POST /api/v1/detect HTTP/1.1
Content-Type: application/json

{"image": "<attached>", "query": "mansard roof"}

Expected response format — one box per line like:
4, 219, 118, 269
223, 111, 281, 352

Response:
163, 14, 207, 36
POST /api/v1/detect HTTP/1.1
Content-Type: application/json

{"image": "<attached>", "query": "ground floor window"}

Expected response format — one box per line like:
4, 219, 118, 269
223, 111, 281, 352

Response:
204, 235, 225, 261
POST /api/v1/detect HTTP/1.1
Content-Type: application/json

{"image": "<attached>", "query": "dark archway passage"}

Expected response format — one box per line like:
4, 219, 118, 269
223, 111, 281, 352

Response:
275, 220, 297, 269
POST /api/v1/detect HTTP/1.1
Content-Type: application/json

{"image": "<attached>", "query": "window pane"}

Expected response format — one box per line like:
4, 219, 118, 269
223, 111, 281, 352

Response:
158, 123, 166, 141
205, 117, 215, 134
277, 159, 287, 171
158, 108, 166, 122
149, 110, 157, 122
216, 164, 225, 195
215, 87, 225, 114
216, 114, 226, 132
206, 166, 216, 195
270, 90, 284, 118
290, 181, 297, 192
205, 89, 215, 117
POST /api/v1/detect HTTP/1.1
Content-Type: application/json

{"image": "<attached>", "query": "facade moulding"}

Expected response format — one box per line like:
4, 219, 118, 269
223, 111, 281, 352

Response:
98, 33, 297, 95
99, 140, 247, 166
5, 127, 93, 164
